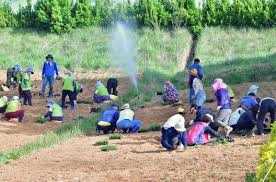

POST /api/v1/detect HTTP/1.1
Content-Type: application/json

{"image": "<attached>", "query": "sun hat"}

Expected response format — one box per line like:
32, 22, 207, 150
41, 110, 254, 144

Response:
177, 107, 185, 114
212, 78, 227, 92
2, 96, 8, 102
121, 103, 130, 110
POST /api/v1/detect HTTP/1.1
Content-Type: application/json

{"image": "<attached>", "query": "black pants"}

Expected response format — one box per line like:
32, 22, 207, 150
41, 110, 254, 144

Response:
22, 90, 32, 106
107, 78, 118, 96
96, 124, 116, 134
0, 106, 7, 113
257, 99, 275, 134
61, 90, 74, 108
18, 85, 23, 99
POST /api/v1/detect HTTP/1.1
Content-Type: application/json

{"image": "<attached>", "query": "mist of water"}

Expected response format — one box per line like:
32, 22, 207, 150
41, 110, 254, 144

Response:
110, 22, 138, 89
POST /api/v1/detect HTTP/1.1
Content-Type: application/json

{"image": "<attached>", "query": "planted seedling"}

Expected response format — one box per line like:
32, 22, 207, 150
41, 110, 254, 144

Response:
100, 144, 117, 152
94, 139, 108, 146
109, 133, 122, 140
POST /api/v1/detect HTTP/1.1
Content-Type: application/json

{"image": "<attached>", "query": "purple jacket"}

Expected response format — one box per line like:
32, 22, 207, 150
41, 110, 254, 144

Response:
215, 88, 231, 109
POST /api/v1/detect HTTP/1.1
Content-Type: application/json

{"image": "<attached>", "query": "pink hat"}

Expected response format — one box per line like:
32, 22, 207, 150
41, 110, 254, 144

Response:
212, 78, 227, 92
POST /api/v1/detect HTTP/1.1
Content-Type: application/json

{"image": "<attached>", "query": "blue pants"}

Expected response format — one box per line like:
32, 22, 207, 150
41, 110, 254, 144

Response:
41, 76, 55, 97
161, 127, 187, 150
116, 119, 142, 133
188, 88, 195, 105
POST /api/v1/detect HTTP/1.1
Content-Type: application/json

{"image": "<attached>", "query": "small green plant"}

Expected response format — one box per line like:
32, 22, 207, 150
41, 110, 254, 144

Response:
140, 122, 161, 133
109, 133, 122, 140
94, 139, 108, 146
245, 173, 256, 182
35, 116, 48, 124
100, 144, 117, 152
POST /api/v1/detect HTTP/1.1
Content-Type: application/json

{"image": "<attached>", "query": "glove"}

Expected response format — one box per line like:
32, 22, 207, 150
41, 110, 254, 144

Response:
217, 106, 222, 111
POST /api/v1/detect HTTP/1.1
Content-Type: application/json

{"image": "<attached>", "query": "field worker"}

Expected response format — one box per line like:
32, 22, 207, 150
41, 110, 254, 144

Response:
190, 69, 206, 108
256, 97, 275, 135
212, 78, 233, 136
246, 84, 259, 96
93, 80, 111, 103
21, 66, 34, 106
61, 71, 75, 109
44, 100, 63, 122
72, 80, 83, 109
116, 103, 142, 133
96, 104, 120, 134
6, 64, 22, 88
228, 107, 246, 127
240, 92, 259, 121
40, 54, 59, 97
0, 96, 8, 114
5, 96, 24, 122
107, 78, 118, 96
162, 81, 180, 104
231, 109, 256, 135
188, 58, 204, 105
161, 107, 187, 151
186, 114, 231, 145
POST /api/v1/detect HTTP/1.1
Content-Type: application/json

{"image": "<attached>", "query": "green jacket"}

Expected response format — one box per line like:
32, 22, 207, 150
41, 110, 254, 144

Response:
51, 103, 63, 117
6, 100, 20, 113
95, 84, 109, 96
0, 97, 7, 108
63, 75, 74, 91
21, 73, 32, 91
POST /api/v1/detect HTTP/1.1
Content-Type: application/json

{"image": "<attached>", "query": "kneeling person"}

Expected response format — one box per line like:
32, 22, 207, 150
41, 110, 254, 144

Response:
45, 101, 63, 122
116, 104, 142, 133
5, 96, 24, 122
161, 108, 187, 151
96, 104, 119, 134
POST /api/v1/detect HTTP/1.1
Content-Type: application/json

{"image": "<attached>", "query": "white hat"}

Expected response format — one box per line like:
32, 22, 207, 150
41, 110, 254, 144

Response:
121, 103, 130, 110
177, 107, 185, 114
12, 96, 19, 100
205, 114, 214, 122
175, 122, 185, 132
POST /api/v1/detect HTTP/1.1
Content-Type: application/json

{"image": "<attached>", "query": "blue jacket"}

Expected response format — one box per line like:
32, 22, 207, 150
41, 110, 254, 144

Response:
42, 61, 59, 77
215, 88, 231, 109
240, 96, 258, 110
98, 107, 119, 126
188, 63, 204, 88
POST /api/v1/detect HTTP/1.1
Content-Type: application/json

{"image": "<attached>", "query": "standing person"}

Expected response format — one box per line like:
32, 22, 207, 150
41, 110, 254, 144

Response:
96, 104, 120, 134
188, 58, 204, 105
212, 78, 233, 136
116, 103, 142, 133
190, 69, 206, 108
5, 96, 24, 122
107, 78, 118, 96
256, 97, 275, 135
161, 107, 187, 151
0, 96, 8, 114
44, 100, 63, 122
21, 66, 34, 106
40, 54, 59, 97
162, 81, 180, 105
61, 72, 75, 110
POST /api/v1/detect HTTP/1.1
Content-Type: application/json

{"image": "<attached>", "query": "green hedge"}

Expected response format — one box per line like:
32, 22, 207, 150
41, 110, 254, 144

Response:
256, 122, 276, 181
0, 0, 275, 34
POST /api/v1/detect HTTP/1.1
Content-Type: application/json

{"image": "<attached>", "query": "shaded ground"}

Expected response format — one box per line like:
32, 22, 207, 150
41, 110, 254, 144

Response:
0, 132, 268, 182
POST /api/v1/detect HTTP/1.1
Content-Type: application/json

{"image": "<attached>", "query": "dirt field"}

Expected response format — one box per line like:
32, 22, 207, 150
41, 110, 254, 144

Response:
0, 70, 275, 181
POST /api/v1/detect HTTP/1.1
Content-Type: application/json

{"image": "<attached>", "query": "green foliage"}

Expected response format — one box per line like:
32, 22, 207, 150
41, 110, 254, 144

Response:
17, 0, 35, 28
100, 144, 117, 152
0, 3, 17, 27
35, 115, 48, 124
109, 133, 122, 140
94, 139, 109, 146
72, 0, 92, 27
140, 123, 161, 133
256, 122, 276, 181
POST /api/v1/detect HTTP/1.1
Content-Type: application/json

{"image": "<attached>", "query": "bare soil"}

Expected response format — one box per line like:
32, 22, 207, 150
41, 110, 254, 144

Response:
0, 69, 275, 181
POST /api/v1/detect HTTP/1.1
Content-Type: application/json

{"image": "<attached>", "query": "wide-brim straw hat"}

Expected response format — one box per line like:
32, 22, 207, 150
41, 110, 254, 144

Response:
121, 103, 130, 110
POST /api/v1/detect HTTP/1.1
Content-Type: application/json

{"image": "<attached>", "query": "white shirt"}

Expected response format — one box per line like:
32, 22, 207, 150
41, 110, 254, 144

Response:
117, 109, 135, 123
163, 114, 186, 132
193, 78, 204, 95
